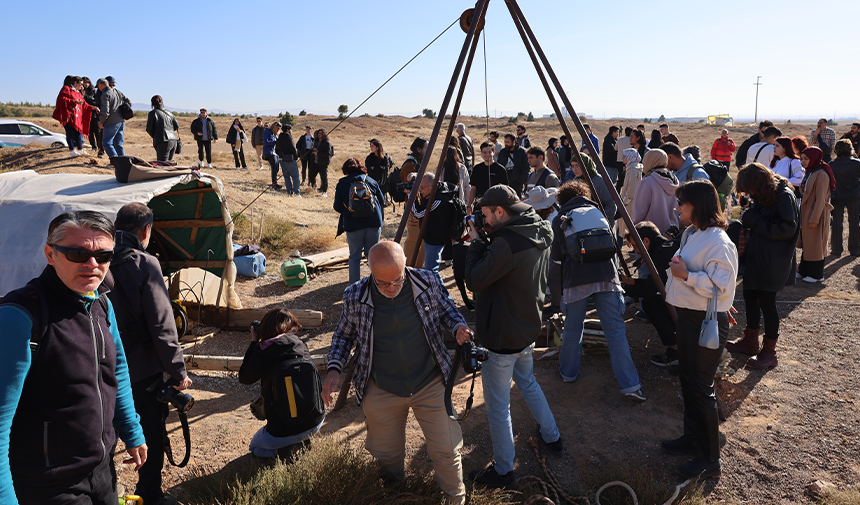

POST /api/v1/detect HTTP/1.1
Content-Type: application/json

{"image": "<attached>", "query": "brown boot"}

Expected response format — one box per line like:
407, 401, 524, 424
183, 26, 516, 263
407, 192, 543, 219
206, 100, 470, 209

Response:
725, 327, 761, 355
747, 337, 778, 369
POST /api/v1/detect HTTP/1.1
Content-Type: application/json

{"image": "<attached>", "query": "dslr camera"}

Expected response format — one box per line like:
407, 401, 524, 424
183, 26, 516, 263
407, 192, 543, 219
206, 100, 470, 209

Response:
463, 211, 486, 230
460, 341, 489, 374
397, 181, 414, 192
157, 378, 195, 414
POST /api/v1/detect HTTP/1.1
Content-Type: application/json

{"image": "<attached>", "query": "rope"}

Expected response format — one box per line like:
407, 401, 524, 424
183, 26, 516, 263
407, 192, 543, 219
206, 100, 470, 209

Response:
520, 437, 693, 505
167, 16, 461, 273
483, 27, 490, 134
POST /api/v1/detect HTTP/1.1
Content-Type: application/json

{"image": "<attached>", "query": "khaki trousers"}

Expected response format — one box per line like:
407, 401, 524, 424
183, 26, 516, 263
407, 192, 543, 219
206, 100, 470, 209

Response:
363, 376, 465, 505
254, 145, 264, 166
403, 214, 425, 267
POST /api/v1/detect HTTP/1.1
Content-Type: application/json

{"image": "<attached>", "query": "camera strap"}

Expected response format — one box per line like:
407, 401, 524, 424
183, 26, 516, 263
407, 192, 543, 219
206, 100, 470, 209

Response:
444, 349, 477, 422
163, 410, 191, 468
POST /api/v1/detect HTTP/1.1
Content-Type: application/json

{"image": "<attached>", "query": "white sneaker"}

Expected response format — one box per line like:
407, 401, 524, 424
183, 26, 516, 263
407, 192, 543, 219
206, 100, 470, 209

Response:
79, 148, 89, 155
207, 163, 214, 169
258, 165, 265, 170
795, 272, 803, 279
320, 192, 328, 197
69, 150, 79, 158
198, 161, 204, 168
802, 276, 822, 283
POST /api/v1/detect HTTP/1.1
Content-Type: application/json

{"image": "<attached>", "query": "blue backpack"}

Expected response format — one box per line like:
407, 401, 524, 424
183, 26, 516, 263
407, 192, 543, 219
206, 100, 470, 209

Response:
560, 204, 616, 263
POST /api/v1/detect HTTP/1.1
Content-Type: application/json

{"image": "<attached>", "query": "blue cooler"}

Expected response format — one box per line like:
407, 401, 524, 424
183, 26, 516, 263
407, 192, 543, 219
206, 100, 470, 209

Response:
232, 244, 267, 278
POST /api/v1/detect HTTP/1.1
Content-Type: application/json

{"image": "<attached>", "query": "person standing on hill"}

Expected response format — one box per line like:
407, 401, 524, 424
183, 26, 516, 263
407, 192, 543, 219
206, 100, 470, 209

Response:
841, 123, 860, 154
190, 108, 218, 168
526, 147, 560, 190
797, 146, 836, 282
145, 95, 179, 162
663, 142, 709, 182
53, 75, 95, 158
251, 117, 266, 170
515, 125, 531, 149
488, 131, 503, 162
226, 118, 249, 169
660, 123, 679, 144
736, 120, 774, 168
296, 125, 314, 181
497, 133, 529, 197
334, 158, 385, 284
263, 122, 281, 189
558, 135, 574, 170
648, 129, 663, 149
810, 118, 837, 163
468, 141, 509, 210
400, 137, 428, 267
602, 126, 621, 184
770, 137, 805, 188
276, 124, 301, 195
581, 124, 600, 155
97, 78, 125, 158
746, 127, 783, 166
311, 129, 332, 196
828, 140, 860, 256
81, 77, 101, 154
630, 129, 650, 161
710, 129, 735, 168
365, 139, 393, 198
456, 123, 474, 174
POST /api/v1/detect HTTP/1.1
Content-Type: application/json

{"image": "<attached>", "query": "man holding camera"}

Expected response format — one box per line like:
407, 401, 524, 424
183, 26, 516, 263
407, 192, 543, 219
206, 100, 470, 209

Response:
108, 203, 191, 505
0, 211, 146, 504
322, 241, 471, 505
464, 185, 562, 491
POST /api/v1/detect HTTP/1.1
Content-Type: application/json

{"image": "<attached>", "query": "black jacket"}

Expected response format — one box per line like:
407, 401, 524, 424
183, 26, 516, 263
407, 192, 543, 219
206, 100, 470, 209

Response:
497, 145, 529, 183
602, 133, 620, 168
412, 182, 457, 246
365, 153, 393, 190
108, 230, 187, 384
444, 146, 464, 185
239, 334, 324, 437
146, 107, 179, 147
557, 145, 573, 169
830, 156, 860, 202
736, 132, 762, 168
275, 131, 298, 161
741, 182, 800, 291
623, 235, 679, 299
225, 126, 246, 146
296, 134, 314, 157
314, 139, 332, 167
251, 125, 264, 147
190, 117, 218, 141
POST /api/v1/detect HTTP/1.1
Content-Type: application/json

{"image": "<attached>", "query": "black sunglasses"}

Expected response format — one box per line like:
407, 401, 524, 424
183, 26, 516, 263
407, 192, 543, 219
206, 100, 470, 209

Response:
677, 199, 687, 206
50, 244, 114, 264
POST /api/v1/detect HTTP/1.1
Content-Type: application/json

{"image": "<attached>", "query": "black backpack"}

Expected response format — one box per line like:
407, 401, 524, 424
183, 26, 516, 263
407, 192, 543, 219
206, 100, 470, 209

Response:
702, 160, 728, 188
348, 175, 376, 219
116, 90, 135, 120
270, 357, 325, 426
448, 193, 469, 241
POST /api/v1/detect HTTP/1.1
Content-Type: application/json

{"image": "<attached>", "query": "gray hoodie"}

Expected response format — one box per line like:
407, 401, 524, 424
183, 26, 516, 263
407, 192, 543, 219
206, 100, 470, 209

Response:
632, 168, 680, 234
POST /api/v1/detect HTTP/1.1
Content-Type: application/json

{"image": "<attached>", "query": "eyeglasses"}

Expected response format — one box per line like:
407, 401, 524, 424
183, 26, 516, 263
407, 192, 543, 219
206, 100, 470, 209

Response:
373, 274, 406, 289
50, 244, 114, 264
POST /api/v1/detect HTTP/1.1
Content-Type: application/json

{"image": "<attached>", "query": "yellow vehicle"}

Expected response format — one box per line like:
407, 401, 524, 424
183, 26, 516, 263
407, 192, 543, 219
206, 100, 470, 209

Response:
707, 114, 734, 127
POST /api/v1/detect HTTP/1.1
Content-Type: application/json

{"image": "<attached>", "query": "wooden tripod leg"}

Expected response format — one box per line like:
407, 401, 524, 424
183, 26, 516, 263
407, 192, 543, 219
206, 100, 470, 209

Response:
333, 355, 355, 411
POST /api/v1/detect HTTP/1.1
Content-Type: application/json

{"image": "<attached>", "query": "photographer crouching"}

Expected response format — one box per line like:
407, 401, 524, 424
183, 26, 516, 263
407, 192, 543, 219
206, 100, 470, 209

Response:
322, 241, 472, 505
464, 185, 563, 491
108, 203, 192, 505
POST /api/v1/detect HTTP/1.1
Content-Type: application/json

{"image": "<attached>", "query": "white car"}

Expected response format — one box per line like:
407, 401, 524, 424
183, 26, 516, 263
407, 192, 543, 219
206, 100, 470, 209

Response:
0, 119, 68, 149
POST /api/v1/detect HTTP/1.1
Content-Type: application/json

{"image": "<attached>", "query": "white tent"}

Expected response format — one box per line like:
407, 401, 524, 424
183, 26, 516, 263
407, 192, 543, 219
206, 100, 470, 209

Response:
0, 170, 240, 308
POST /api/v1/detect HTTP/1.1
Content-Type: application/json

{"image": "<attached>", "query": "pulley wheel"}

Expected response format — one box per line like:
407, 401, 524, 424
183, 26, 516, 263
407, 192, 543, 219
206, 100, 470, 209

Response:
459, 8, 485, 34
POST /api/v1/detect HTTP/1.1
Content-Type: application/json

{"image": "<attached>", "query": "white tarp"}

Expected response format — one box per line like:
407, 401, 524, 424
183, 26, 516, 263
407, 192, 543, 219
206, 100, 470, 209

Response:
0, 170, 239, 308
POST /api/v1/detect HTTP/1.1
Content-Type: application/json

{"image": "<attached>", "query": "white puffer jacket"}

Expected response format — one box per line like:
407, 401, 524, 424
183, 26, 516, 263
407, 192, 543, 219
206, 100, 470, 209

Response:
666, 226, 738, 313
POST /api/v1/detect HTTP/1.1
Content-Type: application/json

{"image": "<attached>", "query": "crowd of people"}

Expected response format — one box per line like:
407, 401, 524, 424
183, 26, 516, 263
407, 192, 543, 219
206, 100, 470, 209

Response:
30, 82, 860, 504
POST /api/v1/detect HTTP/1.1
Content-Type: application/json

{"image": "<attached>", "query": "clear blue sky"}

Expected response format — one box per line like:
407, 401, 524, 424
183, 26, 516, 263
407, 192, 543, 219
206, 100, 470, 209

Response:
3, 0, 856, 121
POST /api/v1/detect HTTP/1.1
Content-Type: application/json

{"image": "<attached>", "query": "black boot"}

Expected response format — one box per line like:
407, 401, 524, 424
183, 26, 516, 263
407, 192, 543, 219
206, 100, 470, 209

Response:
679, 456, 721, 479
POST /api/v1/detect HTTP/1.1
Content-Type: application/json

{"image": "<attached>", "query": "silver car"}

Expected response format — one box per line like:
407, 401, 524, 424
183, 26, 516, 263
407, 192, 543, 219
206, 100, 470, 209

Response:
0, 119, 67, 148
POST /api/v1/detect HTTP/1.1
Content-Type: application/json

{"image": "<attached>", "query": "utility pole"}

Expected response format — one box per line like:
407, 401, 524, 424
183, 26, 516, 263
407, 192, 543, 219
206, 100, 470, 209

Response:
753, 76, 762, 124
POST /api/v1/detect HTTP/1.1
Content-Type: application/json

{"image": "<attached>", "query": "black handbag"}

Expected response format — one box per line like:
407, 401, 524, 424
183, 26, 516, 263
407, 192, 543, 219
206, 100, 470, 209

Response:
175, 138, 183, 154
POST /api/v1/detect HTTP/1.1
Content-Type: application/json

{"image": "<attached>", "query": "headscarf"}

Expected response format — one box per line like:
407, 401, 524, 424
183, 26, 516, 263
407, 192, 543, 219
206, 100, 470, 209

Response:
801, 146, 836, 192
572, 152, 597, 178
622, 148, 642, 172
642, 149, 668, 174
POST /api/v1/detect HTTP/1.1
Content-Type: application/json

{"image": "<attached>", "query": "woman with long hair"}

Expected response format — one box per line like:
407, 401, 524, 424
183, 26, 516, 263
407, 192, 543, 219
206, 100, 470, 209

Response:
632, 149, 679, 234
145, 95, 180, 161
239, 309, 324, 459
333, 158, 385, 284
81, 77, 100, 152
52, 75, 95, 158
663, 180, 738, 479
796, 146, 836, 282
791, 136, 808, 158
311, 129, 332, 196
631, 129, 650, 160
648, 129, 663, 149
546, 137, 561, 178
769, 137, 805, 188
365, 138, 393, 196
727, 163, 800, 369
226, 118, 248, 169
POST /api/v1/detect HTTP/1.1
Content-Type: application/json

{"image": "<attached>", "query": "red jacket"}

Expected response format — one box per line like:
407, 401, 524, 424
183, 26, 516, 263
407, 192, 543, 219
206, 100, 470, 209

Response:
710, 138, 736, 162
53, 85, 93, 135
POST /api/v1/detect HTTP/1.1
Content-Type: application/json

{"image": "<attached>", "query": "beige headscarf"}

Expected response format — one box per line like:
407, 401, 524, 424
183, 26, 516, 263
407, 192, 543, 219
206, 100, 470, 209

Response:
642, 149, 668, 174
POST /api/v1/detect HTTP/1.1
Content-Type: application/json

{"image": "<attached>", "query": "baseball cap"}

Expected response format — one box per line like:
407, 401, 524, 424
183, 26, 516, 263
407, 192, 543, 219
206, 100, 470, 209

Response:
105, 75, 116, 84
521, 186, 558, 211
479, 185, 531, 213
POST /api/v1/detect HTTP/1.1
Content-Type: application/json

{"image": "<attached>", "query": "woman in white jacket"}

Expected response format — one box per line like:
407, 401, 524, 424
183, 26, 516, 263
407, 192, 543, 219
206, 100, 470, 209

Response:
618, 148, 644, 236
663, 180, 738, 480
770, 137, 805, 190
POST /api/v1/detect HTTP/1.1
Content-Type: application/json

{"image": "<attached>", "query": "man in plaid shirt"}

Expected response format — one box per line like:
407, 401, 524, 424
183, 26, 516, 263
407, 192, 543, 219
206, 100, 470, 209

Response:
811, 118, 837, 162
322, 241, 471, 505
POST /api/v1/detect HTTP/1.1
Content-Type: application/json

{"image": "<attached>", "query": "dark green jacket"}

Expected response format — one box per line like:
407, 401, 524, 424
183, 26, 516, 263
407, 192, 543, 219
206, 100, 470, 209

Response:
464, 208, 552, 352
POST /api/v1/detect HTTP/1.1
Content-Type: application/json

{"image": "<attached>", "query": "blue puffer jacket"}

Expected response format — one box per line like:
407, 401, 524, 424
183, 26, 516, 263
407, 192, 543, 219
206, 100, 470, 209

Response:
262, 128, 278, 156
333, 173, 385, 236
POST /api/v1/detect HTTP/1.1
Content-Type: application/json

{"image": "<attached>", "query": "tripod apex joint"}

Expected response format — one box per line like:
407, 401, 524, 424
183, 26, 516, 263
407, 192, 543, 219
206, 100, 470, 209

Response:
459, 7, 485, 34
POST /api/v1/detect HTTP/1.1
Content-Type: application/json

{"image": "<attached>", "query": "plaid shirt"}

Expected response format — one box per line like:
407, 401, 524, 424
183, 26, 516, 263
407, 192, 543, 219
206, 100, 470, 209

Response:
811, 127, 836, 151
328, 268, 466, 405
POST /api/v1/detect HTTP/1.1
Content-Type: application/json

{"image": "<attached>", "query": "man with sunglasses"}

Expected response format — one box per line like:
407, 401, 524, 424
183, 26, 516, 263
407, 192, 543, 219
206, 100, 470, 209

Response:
322, 241, 471, 505
107, 203, 190, 505
0, 211, 146, 504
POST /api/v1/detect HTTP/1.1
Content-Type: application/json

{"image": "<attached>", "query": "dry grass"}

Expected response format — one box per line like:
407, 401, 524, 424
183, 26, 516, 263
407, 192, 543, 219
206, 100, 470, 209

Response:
819, 489, 860, 505
180, 435, 513, 505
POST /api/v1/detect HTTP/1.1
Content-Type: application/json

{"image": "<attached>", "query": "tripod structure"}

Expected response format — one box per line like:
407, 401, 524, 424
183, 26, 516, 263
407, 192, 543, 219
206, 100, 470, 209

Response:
392, 0, 675, 319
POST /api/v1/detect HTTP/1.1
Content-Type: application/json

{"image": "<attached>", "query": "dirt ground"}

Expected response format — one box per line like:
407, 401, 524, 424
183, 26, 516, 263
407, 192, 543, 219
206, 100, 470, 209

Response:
2, 115, 859, 504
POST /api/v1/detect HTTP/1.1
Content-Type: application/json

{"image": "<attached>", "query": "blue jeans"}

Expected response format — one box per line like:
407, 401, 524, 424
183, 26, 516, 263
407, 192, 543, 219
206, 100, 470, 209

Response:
102, 122, 125, 158
280, 160, 301, 195
63, 123, 83, 150
559, 290, 641, 394
248, 419, 324, 458
346, 227, 381, 284
423, 242, 446, 282
482, 343, 560, 475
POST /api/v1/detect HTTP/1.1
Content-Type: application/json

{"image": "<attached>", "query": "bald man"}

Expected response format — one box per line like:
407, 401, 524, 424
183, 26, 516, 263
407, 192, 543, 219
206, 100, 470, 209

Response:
323, 242, 471, 505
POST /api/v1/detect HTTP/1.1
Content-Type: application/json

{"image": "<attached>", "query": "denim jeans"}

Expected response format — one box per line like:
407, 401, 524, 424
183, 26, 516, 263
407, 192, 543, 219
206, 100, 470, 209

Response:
560, 290, 641, 394
423, 242, 447, 282
346, 227, 381, 284
63, 123, 83, 150
280, 160, 301, 195
482, 343, 560, 475
102, 122, 125, 158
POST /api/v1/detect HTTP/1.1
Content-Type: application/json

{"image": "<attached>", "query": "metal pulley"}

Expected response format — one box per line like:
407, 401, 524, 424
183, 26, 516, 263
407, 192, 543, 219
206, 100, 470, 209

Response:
459, 8, 485, 34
